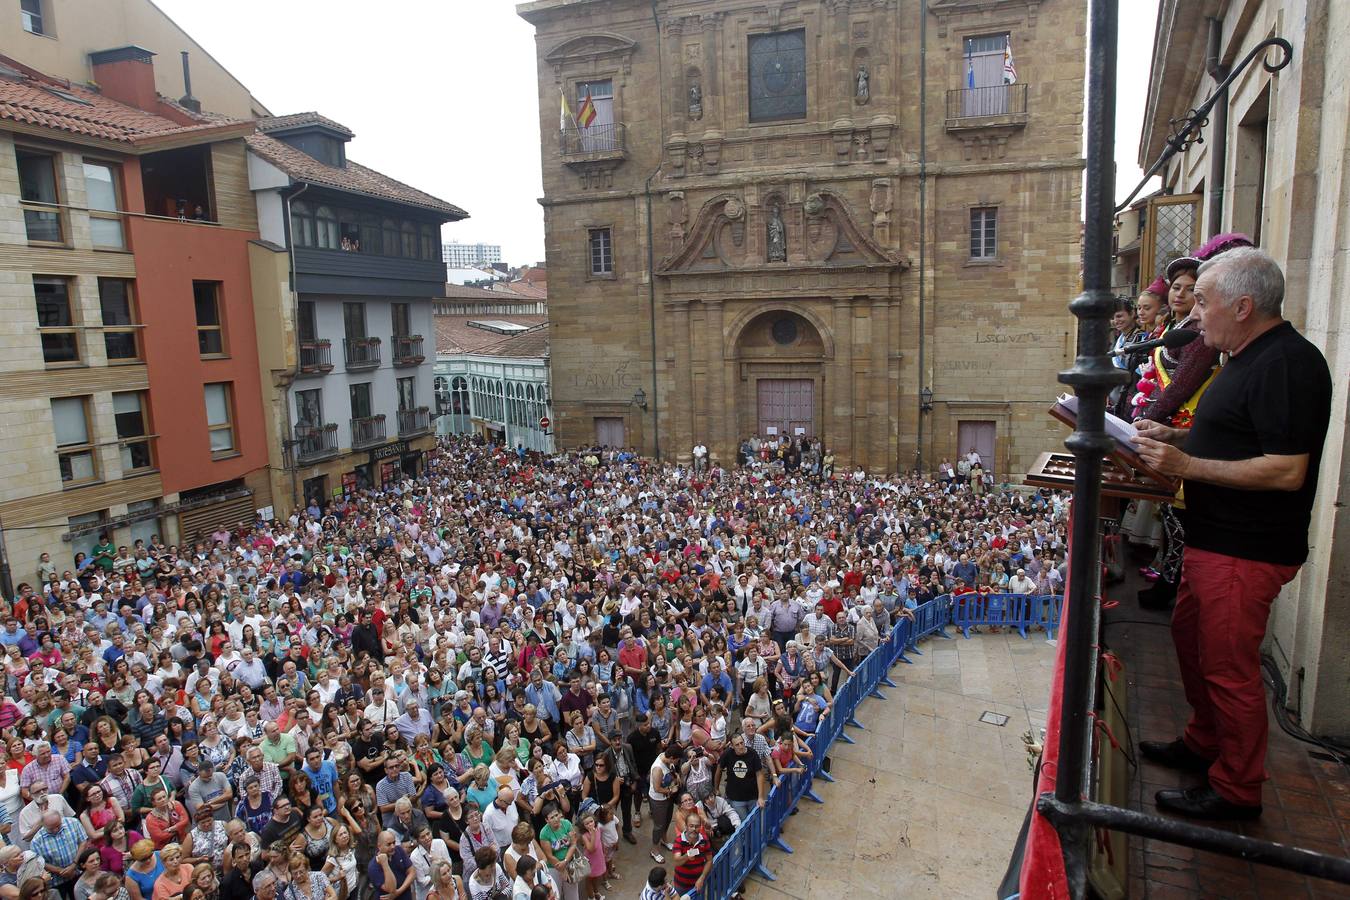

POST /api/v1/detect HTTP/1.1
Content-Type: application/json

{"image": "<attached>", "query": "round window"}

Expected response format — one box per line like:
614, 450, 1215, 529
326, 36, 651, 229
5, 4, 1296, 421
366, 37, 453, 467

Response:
771, 316, 799, 345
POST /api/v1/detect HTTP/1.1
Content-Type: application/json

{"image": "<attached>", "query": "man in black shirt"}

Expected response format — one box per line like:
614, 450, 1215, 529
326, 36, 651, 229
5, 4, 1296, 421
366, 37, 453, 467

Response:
1133, 248, 1332, 821
626, 714, 662, 827
714, 733, 766, 824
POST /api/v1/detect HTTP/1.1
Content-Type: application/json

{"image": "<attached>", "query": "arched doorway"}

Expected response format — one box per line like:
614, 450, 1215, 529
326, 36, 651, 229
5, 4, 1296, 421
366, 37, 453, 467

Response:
731, 309, 828, 442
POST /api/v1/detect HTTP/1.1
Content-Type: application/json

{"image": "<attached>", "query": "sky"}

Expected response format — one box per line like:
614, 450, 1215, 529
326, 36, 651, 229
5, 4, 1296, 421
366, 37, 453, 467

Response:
154, 0, 1159, 267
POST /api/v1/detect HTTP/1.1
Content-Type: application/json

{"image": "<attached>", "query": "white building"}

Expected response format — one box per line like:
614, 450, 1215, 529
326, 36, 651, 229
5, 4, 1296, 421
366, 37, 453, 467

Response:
433, 287, 552, 452
442, 241, 502, 267
246, 112, 467, 505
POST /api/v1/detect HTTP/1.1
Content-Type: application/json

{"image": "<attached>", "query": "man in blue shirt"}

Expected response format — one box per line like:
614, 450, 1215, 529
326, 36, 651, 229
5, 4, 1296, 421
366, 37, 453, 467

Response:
699, 659, 734, 704
302, 747, 339, 815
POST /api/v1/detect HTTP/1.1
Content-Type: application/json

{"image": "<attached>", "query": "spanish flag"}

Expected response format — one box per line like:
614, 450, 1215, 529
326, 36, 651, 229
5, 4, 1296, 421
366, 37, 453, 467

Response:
576, 87, 597, 128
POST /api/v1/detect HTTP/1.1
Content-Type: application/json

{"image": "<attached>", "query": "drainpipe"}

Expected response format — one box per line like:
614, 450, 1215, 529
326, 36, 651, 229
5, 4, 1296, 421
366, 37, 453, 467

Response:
281, 183, 310, 511
643, 0, 664, 460
915, 0, 929, 472
1205, 17, 1229, 236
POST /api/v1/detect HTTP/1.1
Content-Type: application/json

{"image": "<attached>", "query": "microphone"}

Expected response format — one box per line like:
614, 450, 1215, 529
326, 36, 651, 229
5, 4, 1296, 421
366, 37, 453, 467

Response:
1112, 328, 1198, 356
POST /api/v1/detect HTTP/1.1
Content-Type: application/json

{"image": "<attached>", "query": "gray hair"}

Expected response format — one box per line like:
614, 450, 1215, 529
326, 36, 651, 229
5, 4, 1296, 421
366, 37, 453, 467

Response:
1198, 246, 1284, 318
252, 870, 278, 894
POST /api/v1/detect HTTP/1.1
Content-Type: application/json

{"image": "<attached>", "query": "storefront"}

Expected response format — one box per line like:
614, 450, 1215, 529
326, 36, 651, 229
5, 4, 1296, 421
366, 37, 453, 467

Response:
369, 440, 421, 488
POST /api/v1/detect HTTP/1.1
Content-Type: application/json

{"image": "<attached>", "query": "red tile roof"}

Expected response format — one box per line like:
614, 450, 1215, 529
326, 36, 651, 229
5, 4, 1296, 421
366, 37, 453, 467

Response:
246, 130, 467, 218
502, 281, 548, 300
256, 111, 354, 138
435, 314, 547, 355
0, 55, 249, 146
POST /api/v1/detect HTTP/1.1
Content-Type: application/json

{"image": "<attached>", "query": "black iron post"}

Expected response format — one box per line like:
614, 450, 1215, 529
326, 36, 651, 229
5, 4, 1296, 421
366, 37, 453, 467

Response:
1051, 0, 1128, 890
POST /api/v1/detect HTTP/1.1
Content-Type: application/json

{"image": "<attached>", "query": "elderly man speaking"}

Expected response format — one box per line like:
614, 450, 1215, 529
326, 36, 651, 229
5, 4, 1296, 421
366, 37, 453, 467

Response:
1132, 247, 1332, 820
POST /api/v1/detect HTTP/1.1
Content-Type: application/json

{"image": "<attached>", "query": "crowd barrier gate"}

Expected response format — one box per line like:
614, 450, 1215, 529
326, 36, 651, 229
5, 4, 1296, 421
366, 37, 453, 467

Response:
692, 593, 1063, 898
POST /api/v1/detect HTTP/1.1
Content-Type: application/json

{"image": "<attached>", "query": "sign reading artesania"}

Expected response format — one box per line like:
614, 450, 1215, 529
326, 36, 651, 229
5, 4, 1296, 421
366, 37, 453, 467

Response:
369, 440, 410, 462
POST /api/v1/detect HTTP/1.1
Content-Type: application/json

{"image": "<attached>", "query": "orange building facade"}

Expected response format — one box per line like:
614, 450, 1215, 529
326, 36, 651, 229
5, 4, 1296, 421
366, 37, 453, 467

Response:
0, 47, 271, 578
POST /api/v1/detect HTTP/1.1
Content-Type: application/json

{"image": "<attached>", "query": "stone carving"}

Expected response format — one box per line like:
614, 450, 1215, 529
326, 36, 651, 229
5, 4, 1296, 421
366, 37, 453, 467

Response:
766, 204, 787, 262
724, 198, 745, 220
855, 65, 870, 104
688, 82, 703, 120
869, 178, 892, 244
803, 193, 826, 218
668, 192, 688, 253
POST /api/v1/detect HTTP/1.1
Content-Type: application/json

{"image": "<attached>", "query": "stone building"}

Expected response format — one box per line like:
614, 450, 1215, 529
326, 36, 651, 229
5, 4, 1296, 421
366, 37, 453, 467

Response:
517, 0, 1085, 476
1138, 0, 1350, 738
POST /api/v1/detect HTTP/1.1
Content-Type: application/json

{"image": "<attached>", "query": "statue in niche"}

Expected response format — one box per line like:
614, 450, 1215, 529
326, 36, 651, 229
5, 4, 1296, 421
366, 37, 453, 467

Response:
855, 64, 870, 104
688, 82, 703, 120
766, 204, 787, 262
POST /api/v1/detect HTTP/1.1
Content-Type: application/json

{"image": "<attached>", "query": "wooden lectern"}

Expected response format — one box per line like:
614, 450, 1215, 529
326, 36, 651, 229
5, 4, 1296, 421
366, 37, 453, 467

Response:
1026, 398, 1180, 506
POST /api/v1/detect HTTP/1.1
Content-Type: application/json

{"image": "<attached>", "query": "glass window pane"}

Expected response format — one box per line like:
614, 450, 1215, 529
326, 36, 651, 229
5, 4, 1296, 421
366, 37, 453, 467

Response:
23, 208, 62, 242
83, 163, 118, 212
204, 384, 228, 426
41, 333, 79, 363
209, 428, 234, 452
61, 451, 96, 482
104, 332, 138, 360
198, 331, 222, 355
194, 284, 220, 326
17, 150, 58, 204
35, 278, 71, 326
51, 398, 88, 446
121, 442, 152, 471
748, 30, 807, 123
99, 280, 133, 325
90, 216, 125, 249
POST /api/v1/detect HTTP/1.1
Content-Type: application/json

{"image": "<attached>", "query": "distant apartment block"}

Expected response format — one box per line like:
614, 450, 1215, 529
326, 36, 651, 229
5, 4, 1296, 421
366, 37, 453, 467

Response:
442, 241, 502, 267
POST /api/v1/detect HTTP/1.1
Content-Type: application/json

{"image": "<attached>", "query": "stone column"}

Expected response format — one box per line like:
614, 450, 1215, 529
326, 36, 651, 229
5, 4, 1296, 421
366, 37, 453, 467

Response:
672, 302, 694, 461
831, 297, 854, 464
705, 300, 729, 462
871, 297, 890, 473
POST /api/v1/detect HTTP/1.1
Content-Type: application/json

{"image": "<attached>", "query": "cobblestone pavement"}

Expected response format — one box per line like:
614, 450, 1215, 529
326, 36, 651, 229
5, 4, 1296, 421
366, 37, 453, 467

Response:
739, 630, 1058, 900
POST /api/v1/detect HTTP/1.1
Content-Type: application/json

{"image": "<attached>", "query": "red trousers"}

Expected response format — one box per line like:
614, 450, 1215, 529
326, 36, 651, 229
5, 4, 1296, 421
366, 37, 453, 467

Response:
1172, 546, 1300, 805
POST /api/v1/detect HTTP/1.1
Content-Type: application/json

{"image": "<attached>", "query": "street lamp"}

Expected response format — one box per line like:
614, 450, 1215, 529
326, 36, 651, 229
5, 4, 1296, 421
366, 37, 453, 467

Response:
632, 388, 648, 411
919, 386, 934, 412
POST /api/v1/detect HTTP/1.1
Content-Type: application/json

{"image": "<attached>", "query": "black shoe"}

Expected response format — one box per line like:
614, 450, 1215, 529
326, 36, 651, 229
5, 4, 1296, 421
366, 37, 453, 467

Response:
1138, 578, 1177, 609
1139, 738, 1213, 773
1155, 785, 1261, 820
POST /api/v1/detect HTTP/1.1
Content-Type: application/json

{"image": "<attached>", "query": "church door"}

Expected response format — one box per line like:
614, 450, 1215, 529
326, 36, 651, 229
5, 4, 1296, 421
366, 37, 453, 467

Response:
757, 379, 814, 439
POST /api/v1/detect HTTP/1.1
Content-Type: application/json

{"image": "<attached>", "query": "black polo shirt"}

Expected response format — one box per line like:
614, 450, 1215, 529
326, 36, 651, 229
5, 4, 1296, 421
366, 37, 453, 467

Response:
1181, 322, 1331, 565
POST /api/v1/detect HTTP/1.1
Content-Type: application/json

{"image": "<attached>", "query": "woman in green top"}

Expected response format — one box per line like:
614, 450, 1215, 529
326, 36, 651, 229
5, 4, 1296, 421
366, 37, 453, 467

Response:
537, 806, 577, 890
462, 727, 494, 770
465, 765, 498, 813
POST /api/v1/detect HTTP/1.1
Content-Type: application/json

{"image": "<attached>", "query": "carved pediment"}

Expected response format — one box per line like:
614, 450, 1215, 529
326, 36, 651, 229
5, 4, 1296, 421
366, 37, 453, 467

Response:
545, 32, 637, 73
659, 190, 904, 275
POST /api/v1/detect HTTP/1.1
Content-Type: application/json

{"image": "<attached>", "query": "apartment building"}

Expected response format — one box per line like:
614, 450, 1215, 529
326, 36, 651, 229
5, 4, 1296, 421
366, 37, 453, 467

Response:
0, 48, 270, 581
246, 114, 467, 511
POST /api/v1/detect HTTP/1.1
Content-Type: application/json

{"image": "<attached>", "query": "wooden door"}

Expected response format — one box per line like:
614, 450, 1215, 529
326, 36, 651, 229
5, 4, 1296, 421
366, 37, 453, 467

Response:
594, 416, 626, 448
757, 379, 814, 438
957, 420, 997, 475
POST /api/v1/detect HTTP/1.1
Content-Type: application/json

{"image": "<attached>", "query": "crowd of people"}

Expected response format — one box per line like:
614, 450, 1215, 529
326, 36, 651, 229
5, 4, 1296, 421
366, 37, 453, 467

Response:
0, 437, 1068, 900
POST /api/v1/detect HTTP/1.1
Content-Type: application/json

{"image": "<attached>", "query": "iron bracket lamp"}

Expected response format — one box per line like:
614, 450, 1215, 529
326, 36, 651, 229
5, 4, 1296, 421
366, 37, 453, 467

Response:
631, 388, 648, 411
919, 386, 934, 413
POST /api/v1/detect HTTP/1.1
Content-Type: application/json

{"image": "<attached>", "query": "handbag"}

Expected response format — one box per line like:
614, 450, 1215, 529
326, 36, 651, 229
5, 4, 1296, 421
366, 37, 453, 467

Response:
565, 850, 592, 883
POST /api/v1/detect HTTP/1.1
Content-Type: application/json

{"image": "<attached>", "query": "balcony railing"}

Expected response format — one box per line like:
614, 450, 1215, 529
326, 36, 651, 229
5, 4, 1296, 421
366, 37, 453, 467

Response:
398, 406, 431, 437
945, 83, 1029, 125
299, 339, 334, 374
344, 337, 381, 371
392, 335, 425, 367
350, 415, 387, 449
294, 423, 339, 463
559, 123, 626, 159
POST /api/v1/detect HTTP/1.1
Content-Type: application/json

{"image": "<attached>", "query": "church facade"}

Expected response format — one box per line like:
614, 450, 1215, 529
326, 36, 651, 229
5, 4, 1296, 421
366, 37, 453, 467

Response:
519, 0, 1085, 476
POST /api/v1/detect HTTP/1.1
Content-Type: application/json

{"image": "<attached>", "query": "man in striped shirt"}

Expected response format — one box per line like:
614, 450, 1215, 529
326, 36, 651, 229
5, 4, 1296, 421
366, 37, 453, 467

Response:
671, 809, 711, 896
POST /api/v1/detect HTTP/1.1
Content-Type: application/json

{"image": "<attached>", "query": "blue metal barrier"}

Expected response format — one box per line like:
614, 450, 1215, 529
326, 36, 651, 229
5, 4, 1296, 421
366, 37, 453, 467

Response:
695, 592, 1061, 898
948, 592, 1062, 641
